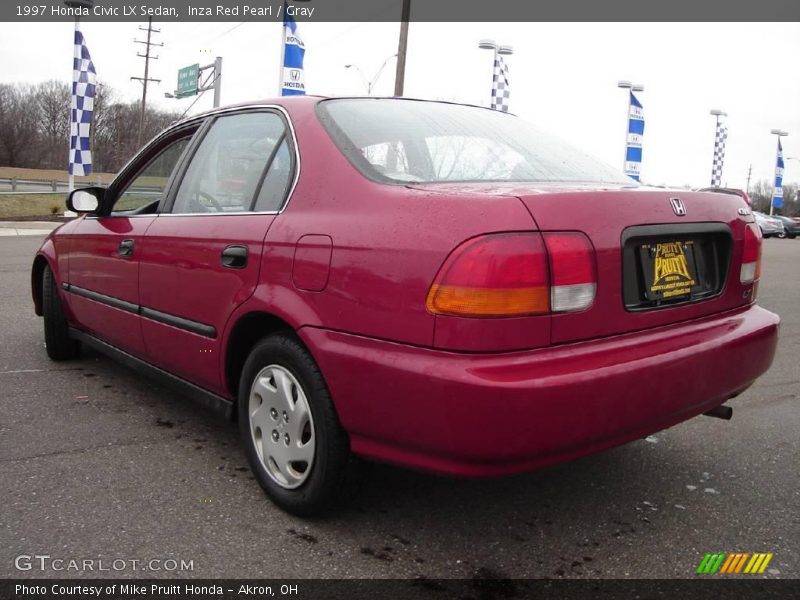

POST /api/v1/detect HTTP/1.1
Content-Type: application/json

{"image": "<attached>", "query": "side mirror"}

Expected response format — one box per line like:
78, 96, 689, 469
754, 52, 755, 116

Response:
66, 187, 105, 214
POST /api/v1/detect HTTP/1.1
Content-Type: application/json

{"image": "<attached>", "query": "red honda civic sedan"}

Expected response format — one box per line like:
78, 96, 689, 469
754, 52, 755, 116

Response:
32, 97, 779, 514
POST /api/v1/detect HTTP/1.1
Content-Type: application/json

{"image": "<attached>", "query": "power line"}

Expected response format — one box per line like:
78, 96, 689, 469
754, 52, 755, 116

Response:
131, 17, 163, 148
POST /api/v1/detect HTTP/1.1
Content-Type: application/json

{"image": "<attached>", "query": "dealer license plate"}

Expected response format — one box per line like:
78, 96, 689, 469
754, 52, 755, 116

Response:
639, 240, 699, 301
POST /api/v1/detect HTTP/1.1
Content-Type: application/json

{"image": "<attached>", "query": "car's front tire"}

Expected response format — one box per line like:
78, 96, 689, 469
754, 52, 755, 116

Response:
42, 266, 80, 361
238, 333, 353, 515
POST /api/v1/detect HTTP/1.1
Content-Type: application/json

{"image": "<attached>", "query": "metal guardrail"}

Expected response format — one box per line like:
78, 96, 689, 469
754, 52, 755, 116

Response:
0, 177, 66, 191
0, 190, 66, 196
0, 177, 161, 196
0, 176, 112, 192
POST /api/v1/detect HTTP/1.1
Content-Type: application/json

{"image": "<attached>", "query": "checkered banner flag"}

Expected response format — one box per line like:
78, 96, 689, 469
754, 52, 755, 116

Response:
710, 121, 728, 187
623, 91, 645, 181
68, 29, 96, 177
491, 56, 510, 112
772, 139, 785, 209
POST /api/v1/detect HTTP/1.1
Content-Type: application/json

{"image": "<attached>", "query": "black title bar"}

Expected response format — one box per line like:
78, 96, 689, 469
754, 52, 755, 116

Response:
3, 0, 800, 22
3, 579, 799, 600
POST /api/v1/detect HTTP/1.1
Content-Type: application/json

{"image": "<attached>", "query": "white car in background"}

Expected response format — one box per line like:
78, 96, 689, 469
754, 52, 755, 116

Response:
753, 212, 784, 238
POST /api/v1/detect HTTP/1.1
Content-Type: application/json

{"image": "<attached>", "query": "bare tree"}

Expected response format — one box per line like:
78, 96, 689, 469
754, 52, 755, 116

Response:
749, 179, 799, 217
0, 84, 42, 167
0, 80, 181, 174
35, 80, 71, 169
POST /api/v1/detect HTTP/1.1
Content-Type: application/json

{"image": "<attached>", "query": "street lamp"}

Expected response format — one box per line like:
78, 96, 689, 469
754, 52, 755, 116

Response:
769, 129, 789, 215
478, 39, 514, 57
709, 109, 727, 187
618, 81, 645, 178
344, 54, 398, 95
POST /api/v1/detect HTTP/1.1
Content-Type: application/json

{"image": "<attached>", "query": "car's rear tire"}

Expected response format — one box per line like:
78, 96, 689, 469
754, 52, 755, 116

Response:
238, 333, 353, 515
42, 266, 80, 361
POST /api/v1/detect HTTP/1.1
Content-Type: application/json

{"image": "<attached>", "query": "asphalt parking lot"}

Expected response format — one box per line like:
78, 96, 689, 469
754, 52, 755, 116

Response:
1, 235, 797, 580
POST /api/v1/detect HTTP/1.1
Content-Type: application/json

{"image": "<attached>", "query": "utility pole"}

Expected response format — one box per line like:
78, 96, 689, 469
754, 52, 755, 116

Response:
131, 17, 162, 148
213, 56, 222, 108
393, 0, 410, 96
746, 164, 752, 196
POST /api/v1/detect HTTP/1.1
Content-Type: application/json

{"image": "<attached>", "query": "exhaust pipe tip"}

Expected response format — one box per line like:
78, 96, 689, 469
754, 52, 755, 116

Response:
704, 405, 733, 420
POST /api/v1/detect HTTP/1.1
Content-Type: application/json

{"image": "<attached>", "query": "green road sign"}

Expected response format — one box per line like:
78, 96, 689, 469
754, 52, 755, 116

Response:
176, 63, 200, 97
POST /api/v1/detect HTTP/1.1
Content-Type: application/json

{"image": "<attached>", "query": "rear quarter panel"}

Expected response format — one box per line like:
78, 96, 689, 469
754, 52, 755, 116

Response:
243, 100, 540, 348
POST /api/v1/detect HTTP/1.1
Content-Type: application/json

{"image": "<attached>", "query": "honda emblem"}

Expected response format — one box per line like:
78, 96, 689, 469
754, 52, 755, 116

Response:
670, 198, 687, 216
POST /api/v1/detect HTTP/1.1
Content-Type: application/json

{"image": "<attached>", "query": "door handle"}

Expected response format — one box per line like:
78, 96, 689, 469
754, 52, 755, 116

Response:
221, 245, 248, 269
118, 239, 134, 257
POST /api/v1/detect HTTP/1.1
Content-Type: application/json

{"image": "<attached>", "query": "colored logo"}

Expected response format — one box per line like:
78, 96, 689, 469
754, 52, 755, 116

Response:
696, 552, 774, 575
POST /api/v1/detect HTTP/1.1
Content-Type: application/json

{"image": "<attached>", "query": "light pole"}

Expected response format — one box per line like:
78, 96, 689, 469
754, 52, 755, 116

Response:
709, 109, 727, 187
618, 80, 644, 177
769, 129, 788, 215
478, 40, 513, 108
345, 54, 398, 95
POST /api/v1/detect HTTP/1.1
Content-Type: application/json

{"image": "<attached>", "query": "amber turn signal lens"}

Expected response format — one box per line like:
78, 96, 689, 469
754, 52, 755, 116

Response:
427, 284, 549, 317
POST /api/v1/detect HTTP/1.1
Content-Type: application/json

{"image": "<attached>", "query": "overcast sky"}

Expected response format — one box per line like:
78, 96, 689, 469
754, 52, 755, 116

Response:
1, 20, 799, 189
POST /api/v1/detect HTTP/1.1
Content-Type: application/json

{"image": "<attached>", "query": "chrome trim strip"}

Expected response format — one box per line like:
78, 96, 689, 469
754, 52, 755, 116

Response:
157, 211, 280, 217
64, 283, 139, 314
140, 307, 217, 338
64, 283, 217, 339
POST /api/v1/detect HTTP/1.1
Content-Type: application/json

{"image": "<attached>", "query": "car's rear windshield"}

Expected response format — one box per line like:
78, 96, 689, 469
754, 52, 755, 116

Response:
317, 98, 631, 186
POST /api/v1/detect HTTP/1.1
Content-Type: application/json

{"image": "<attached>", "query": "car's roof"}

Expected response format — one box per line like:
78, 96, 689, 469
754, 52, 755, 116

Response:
172, 95, 503, 128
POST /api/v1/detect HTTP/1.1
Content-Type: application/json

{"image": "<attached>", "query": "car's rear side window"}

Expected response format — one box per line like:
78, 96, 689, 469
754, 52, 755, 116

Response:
171, 112, 291, 214
317, 99, 630, 185
253, 138, 293, 212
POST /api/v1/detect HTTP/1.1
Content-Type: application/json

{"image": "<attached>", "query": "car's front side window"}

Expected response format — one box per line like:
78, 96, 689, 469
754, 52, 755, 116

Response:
114, 137, 192, 213
171, 112, 288, 214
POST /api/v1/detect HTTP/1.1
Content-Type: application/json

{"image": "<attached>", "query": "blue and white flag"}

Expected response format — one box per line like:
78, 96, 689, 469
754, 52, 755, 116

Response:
772, 139, 784, 209
280, 2, 305, 96
624, 91, 644, 181
491, 56, 510, 112
69, 29, 96, 176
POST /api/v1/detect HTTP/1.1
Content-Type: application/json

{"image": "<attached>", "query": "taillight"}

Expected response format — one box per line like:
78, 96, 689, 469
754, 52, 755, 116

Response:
740, 223, 762, 284
543, 233, 596, 312
425, 233, 550, 317
426, 232, 596, 318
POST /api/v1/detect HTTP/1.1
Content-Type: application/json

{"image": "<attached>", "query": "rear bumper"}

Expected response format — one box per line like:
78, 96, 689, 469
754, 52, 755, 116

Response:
301, 304, 780, 477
